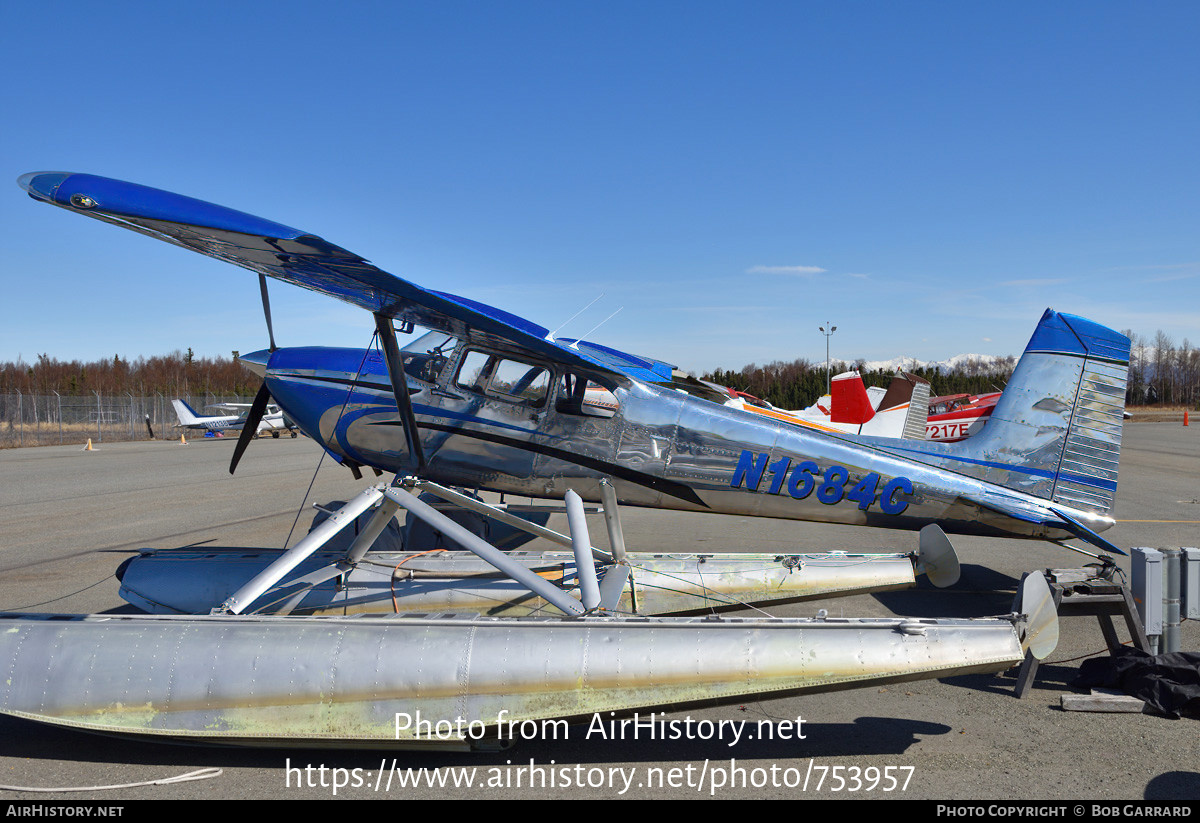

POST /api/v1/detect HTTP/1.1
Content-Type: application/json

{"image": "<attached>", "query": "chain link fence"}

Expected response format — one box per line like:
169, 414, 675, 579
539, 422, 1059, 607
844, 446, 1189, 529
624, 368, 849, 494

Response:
0, 392, 253, 448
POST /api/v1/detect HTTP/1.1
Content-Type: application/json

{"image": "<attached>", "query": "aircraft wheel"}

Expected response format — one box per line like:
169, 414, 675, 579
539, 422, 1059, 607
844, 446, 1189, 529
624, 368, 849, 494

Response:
272, 431, 280, 438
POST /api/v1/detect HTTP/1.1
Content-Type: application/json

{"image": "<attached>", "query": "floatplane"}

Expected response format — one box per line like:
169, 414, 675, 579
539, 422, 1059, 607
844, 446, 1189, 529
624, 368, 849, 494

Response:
0, 171, 1126, 748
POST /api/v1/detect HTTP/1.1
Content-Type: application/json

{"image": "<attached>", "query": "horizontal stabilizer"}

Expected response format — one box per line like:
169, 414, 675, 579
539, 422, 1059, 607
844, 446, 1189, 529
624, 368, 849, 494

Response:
957, 492, 1053, 526
957, 493, 1126, 556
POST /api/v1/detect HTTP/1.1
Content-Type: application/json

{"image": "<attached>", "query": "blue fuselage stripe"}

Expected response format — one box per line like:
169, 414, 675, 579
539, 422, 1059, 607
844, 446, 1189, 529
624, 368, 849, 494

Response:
884, 445, 1119, 492
270, 371, 556, 439
409, 404, 557, 438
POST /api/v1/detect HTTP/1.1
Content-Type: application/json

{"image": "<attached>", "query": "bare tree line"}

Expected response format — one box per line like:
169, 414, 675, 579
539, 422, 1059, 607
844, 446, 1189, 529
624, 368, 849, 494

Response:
704, 357, 1017, 411
0, 350, 258, 398
3, 328, 1196, 414
1123, 330, 1200, 407
705, 330, 1200, 411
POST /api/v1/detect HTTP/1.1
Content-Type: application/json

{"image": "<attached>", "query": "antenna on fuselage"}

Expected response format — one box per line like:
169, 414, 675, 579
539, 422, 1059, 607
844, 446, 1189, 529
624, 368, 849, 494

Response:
546, 293, 604, 342
569, 307, 623, 350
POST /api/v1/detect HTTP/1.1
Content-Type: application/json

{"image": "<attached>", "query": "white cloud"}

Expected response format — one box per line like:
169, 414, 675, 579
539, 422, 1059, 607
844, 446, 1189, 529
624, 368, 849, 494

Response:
1146, 271, 1200, 284
746, 265, 827, 276
998, 278, 1069, 287
1101, 261, 1200, 273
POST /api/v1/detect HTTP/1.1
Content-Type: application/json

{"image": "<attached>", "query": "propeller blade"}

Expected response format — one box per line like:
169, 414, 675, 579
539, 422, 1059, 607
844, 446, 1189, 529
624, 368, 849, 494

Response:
258, 274, 277, 352
229, 382, 272, 474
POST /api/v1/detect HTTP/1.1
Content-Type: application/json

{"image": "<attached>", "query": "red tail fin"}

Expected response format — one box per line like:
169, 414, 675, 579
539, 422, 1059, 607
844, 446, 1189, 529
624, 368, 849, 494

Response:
830, 372, 875, 424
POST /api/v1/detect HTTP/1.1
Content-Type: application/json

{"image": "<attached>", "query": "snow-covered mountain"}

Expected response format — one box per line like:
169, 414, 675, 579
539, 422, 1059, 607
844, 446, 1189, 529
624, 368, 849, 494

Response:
856, 352, 1014, 374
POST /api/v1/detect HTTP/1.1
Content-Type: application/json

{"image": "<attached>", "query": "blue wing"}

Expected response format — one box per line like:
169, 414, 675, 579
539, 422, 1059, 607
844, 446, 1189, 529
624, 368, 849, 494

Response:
18, 171, 649, 384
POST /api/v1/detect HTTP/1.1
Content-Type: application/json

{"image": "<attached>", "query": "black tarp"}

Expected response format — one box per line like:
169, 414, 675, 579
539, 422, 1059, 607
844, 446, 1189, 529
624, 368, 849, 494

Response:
1073, 647, 1200, 718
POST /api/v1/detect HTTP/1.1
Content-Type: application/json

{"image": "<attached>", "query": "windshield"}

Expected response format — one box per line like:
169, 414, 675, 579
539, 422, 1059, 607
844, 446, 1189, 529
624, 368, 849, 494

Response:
402, 330, 456, 356
401, 331, 457, 384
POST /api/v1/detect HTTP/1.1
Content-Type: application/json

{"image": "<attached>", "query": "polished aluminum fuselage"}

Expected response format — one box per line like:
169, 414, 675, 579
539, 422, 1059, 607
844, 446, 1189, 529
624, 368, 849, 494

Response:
265, 342, 1117, 543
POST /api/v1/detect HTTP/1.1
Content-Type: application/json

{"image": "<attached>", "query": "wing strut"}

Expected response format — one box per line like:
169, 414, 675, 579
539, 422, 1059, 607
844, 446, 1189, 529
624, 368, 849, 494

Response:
374, 313, 427, 472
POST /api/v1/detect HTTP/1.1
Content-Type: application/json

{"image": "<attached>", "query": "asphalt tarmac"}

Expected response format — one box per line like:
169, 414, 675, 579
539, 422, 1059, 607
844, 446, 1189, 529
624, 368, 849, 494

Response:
0, 425, 1196, 801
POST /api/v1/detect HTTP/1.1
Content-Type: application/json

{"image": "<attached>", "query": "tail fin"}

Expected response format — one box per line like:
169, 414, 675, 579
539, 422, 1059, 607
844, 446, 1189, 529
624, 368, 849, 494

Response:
171, 399, 202, 426
943, 310, 1129, 515
829, 371, 875, 424
858, 372, 930, 440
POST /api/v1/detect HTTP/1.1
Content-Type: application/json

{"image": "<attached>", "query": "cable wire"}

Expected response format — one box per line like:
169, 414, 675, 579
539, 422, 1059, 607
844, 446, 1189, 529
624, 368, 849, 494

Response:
0, 768, 222, 793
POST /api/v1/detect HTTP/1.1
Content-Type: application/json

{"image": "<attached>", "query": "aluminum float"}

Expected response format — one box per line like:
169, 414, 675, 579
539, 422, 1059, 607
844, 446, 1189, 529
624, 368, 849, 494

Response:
0, 572, 1053, 749
116, 480, 961, 617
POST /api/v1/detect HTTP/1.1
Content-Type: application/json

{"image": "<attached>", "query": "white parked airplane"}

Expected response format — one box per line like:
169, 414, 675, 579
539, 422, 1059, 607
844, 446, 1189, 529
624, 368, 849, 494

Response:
171, 399, 297, 437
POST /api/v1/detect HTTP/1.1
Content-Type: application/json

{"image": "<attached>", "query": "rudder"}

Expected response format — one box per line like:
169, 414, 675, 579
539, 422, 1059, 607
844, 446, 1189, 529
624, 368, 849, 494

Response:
949, 309, 1129, 515
171, 399, 202, 426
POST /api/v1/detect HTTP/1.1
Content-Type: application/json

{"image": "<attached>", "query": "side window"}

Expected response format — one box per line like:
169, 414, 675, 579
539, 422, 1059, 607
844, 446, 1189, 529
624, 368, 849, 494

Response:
455, 351, 550, 408
490, 359, 550, 406
456, 351, 493, 393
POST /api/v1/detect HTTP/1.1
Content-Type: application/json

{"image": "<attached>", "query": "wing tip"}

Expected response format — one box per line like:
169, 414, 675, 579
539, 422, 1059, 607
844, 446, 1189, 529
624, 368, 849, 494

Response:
17, 171, 74, 202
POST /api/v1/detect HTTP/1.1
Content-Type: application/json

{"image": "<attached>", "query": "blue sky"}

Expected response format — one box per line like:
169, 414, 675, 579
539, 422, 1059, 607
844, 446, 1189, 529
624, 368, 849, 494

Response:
2, 2, 1197, 374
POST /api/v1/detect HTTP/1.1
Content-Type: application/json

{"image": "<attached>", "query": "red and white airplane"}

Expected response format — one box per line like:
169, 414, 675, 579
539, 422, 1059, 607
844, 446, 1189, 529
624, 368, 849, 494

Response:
924, 392, 1001, 442
715, 371, 931, 439
584, 369, 931, 439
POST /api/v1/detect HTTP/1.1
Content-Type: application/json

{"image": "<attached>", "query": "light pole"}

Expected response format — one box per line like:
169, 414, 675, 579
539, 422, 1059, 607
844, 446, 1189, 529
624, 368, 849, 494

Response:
819, 322, 837, 394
